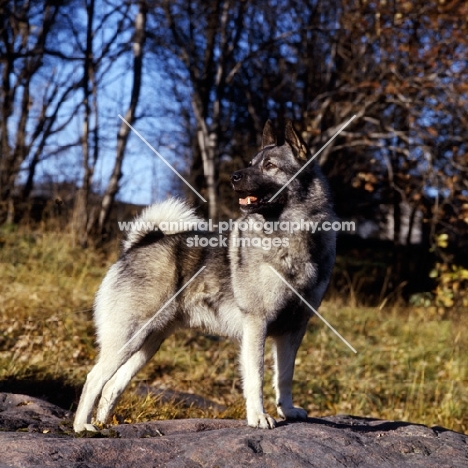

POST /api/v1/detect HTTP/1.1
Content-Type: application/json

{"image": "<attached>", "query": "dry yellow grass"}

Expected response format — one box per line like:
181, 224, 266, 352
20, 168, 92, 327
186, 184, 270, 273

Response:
1, 225, 467, 433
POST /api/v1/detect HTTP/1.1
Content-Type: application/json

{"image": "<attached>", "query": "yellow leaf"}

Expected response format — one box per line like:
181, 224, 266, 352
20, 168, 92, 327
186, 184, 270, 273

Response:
436, 233, 449, 248
442, 296, 454, 307
429, 269, 438, 278
460, 269, 468, 280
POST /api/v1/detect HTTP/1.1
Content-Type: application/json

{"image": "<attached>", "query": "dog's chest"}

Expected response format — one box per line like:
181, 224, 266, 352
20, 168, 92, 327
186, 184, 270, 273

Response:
266, 301, 310, 336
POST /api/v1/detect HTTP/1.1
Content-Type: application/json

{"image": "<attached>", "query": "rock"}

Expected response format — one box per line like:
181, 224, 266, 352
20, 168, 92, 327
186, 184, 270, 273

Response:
0, 393, 467, 467
0, 393, 71, 434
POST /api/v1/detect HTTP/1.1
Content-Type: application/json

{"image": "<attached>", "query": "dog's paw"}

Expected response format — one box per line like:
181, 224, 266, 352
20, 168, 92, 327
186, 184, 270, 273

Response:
73, 422, 99, 433
247, 412, 277, 429
277, 405, 308, 421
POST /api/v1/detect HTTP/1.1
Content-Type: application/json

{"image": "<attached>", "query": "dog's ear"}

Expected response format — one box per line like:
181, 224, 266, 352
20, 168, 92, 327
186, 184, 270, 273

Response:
284, 120, 308, 161
262, 120, 277, 147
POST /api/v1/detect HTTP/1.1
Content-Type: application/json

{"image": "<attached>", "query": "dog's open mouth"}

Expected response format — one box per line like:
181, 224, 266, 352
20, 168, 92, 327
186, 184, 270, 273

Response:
239, 196, 259, 206
236, 191, 285, 213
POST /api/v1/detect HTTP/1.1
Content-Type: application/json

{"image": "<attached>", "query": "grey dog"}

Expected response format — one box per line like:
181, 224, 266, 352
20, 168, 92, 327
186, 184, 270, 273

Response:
74, 120, 336, 431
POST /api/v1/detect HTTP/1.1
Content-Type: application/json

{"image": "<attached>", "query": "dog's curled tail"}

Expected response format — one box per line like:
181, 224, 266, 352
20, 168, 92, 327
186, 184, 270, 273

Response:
122, 198, 203, 252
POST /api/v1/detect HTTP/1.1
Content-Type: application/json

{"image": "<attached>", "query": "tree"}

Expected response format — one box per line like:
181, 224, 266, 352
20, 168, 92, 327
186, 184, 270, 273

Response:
69, 0, 139, 245
97, 0, 147, 235
148, 0, 250, 220
157, 0, 468, 297
0, 0, 70, 223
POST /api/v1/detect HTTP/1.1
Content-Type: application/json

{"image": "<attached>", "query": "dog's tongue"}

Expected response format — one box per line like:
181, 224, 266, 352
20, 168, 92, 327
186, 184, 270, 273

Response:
239, 196, 258, 205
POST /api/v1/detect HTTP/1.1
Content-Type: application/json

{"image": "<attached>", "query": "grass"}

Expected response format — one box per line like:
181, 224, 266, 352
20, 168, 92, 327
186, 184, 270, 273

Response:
0, 225, 467, 433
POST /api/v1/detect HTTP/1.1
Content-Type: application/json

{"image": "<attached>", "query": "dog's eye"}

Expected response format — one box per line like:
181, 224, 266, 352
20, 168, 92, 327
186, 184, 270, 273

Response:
264, 161, 276, 170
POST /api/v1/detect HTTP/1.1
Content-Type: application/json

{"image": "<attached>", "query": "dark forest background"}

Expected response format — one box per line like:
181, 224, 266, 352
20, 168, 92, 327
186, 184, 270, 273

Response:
1, 0, 467, 308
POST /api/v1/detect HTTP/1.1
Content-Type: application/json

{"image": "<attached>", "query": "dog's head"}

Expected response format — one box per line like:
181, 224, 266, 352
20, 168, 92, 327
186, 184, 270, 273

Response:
231, 119, 313, 215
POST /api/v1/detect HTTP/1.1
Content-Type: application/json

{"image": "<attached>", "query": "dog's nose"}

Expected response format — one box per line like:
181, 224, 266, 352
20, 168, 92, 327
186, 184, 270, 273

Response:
231, 171, 243, 183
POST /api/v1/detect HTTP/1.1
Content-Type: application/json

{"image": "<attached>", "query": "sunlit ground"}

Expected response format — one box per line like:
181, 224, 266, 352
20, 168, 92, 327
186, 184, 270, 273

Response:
1, 227, 467, 433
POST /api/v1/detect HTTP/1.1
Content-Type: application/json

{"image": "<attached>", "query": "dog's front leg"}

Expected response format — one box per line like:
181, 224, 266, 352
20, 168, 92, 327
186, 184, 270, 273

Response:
272, 328, 308, 421
241, 316, 276, 429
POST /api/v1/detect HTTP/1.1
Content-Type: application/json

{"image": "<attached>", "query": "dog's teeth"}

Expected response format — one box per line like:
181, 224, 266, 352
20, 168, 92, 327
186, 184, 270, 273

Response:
247, 197, 251, 205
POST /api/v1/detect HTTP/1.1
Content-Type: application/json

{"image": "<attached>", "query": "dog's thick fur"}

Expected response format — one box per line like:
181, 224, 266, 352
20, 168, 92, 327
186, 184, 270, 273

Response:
74, 120, 336, 431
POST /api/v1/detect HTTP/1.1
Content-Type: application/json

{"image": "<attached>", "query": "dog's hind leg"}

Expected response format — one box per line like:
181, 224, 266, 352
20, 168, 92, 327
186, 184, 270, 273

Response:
272, 327, 308, 421
74, 320, 160, 432
95, 329, 171, 424
73, 347, 134, 432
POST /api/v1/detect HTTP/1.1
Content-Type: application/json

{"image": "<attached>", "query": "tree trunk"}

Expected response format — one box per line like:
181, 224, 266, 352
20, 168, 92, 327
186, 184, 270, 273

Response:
192, 97, 219, 221
73, 0, 95, 247
196, 129, 218, 221
98, 1, 147, 234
